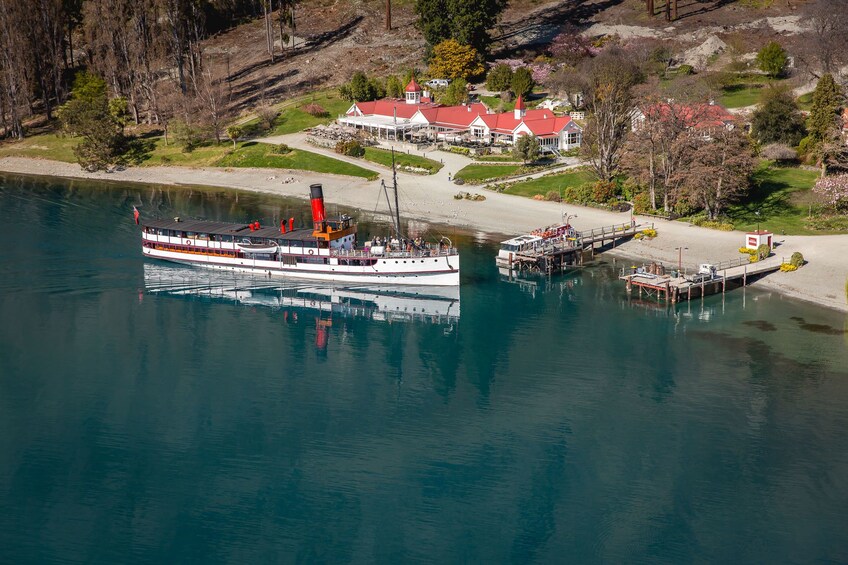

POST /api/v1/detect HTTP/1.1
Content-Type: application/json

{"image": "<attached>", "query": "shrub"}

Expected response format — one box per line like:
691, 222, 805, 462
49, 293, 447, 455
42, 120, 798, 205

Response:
633, 191, 651, 214
692, 218, 734, 231
675, 64, 694, 75
303, 103, 328, 117
591, 180, 617, 203
814, 174, 848, 211
486, 64, 513, 92
335, 140, 364, 157
170, 119, 203, 152
779, 263, 798, 272
545, 190, 561, 202
256, 105, 278, 130
805, 215, 848, 231
272, 143, 292, 154
756, 41, 788, 78
789, 251, 804, 267
760, 143, 797, 162
454, 178, 465, 185
757, 243, 771, 260
739, 247, 757, 255
562, 182, 594, 204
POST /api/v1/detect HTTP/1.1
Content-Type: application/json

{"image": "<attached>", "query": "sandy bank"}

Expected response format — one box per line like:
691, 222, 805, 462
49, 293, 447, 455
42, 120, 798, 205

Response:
1, 155, 846, 314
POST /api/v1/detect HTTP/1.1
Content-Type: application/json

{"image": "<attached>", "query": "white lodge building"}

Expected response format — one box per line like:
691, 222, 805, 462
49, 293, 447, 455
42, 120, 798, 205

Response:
338, 78, 582, 154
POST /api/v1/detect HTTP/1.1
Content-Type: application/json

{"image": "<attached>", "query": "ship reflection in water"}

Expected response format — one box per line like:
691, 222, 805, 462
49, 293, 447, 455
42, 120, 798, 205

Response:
143, 263, 460, 354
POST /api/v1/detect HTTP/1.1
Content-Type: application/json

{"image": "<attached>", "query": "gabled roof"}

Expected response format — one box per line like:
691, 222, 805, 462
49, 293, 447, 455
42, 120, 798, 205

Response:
416, 103, 490, 128
475, 108, 555, 134
521, 115, 575, 137
348, 99, 438, 119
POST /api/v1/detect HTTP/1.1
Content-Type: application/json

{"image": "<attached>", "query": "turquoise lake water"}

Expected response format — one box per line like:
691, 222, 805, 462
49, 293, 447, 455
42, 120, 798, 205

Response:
1, 173, 847, 564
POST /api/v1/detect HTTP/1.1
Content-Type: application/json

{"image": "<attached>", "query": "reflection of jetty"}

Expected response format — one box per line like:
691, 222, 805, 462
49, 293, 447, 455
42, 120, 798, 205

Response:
498, 222, 641, 275
619, 256, 782, 303
143, 264, 460, 324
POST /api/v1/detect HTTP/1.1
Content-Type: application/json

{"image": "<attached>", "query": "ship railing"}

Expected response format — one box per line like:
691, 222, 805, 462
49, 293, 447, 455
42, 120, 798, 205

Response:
332, 247, 458, 259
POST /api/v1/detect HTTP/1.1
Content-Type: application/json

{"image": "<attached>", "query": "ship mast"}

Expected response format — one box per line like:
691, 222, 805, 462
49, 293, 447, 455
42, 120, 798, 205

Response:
380, 149, 403, 239
392, 148, 402, 239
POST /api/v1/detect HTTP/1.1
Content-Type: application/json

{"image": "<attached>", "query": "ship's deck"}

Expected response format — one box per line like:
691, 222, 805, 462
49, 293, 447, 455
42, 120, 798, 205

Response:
143, 218, 315, 240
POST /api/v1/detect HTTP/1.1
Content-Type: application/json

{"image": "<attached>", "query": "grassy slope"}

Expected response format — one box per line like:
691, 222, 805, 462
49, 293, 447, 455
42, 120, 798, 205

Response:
362, 147, 443, 174
502, 169, 594, 198
216, 142, 377, 179
264, 93, 351, 136
718, 75, 784, 109
0, 134, 78, 163
455, 163, 522, 183
725, 163, 822, 234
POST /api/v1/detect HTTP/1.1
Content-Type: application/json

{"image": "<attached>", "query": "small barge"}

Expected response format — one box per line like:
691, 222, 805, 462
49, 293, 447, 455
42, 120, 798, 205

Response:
140, 184, 460, 286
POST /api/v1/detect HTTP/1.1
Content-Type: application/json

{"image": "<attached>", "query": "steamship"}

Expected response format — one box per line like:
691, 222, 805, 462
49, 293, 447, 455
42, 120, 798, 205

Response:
139, 184, 460, 286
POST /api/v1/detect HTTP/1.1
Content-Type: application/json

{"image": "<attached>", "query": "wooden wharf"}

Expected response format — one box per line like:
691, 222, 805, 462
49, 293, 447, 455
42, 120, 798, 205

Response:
619, 255, 782, 303
506, 221, 641, 275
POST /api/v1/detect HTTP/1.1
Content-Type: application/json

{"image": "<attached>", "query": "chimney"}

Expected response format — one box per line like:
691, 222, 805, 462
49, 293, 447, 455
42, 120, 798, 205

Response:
309, 184, 326, 232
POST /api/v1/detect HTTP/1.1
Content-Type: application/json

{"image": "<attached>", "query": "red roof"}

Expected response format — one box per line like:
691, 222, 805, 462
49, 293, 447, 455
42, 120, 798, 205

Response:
641, 102, 735, 130
515, 95, 525, 111
477, 108, 555, 134
348, 99, 437, 119
522, 116, 574, 137
405, 76, 422, 93
417, 103, 490, 128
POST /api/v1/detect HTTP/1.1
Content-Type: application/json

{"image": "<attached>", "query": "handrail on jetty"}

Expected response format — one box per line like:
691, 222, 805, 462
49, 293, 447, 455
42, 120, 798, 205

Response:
501, 221, 641, 275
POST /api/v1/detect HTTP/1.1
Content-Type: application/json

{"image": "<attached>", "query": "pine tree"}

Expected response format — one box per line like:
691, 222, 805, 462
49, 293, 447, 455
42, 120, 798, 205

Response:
808, 73, 842, 142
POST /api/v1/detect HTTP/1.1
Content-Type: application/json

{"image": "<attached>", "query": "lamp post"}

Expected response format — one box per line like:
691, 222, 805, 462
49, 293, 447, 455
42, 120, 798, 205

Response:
755, 209, 761, 233
676, 246, 688, 271
562, 211, 577, 226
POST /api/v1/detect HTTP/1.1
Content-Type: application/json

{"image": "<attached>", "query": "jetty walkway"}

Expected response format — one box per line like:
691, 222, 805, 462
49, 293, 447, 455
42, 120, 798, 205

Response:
505, 221, 641, 274
620, 255, 783, 302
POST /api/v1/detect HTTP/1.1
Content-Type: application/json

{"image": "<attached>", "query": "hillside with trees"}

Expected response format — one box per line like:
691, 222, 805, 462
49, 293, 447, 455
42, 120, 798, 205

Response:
1, 0, 847, 230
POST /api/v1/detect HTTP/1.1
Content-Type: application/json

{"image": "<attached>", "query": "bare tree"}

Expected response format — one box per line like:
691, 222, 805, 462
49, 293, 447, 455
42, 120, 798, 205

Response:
797, 0, 848, 81
575, 48, 642, 181
623, 94, 717, 213
0, 0, 31, 138
192, 62, 231, 144
679, 128, 754, 219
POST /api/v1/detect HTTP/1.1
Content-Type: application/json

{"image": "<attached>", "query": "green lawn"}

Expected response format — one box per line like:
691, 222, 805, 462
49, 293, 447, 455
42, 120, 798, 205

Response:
215, 142, 377, 179
502, 168, 595, 198
262, 93, 351, 136
725, 163, 824, 234
362, 147, 443, 174
141, 138, 231, 167
473, 154, 521, 162
454, 163, 523, 183
719, 84, 766, 108
480, 95, 512, 112
0, 133, 78, 163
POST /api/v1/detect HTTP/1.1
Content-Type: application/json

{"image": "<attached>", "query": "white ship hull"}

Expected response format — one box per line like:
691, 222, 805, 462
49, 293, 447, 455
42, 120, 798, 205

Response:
142, 246, 460, 286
